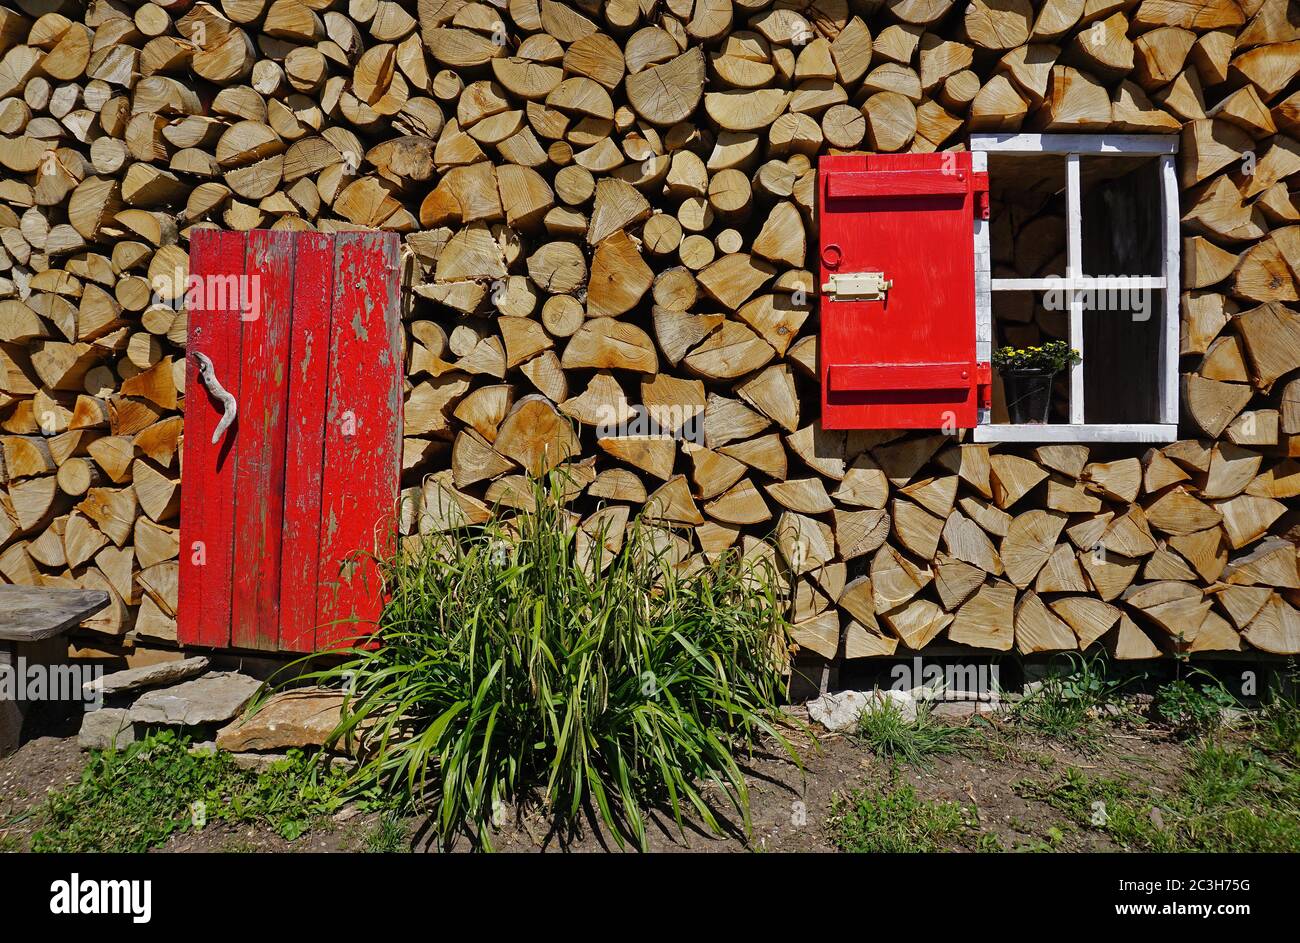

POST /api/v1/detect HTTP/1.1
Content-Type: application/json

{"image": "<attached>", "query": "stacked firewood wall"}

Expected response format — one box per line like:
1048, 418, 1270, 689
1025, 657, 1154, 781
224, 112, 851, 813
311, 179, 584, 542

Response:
0, 0, 1296, 662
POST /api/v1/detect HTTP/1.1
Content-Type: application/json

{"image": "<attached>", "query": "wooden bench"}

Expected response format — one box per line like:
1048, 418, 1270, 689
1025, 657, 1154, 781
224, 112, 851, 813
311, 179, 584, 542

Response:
0, 585, 109, 756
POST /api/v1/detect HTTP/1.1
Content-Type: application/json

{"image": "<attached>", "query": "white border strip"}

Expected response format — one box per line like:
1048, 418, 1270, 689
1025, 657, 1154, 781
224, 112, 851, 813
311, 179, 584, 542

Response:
971, 133, 1179, 155
973, 423, 1179, 443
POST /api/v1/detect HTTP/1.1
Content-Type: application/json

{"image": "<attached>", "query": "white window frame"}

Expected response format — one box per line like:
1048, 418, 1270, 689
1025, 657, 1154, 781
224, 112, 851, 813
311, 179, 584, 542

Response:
970, 133, 1180, 444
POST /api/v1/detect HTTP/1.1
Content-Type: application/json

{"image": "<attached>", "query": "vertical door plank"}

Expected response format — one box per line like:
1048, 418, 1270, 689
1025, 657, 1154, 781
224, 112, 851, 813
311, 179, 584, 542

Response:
279, 234, 336, 652
178, 230, 246, 649
230, 231, 295, 650
315, 232, 402, 649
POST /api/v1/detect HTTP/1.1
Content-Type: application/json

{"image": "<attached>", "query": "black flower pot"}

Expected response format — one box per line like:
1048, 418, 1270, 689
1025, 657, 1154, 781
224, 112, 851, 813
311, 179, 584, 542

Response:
1001, 368, 1056, 424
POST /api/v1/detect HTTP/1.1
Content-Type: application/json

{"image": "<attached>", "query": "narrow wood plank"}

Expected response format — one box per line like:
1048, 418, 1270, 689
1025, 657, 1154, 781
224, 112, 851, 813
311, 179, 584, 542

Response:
827, 169, 969, 199
230, 231, 295, 650
315, 232, 402, 649
178, 230, 245, 649
279, 233, 335, 653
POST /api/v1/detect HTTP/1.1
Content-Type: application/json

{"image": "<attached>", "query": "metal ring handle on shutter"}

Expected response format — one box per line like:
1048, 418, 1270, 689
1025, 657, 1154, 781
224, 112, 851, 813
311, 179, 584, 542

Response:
821, 244, 842, 268
193, 352, 237, 446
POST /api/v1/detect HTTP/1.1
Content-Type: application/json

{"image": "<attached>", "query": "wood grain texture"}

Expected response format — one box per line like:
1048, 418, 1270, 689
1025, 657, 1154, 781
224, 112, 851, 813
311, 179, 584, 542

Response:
315, 232, 402, 650
278, 234, 335, 652
0, 585, 108, 641
230, 230, 294, 650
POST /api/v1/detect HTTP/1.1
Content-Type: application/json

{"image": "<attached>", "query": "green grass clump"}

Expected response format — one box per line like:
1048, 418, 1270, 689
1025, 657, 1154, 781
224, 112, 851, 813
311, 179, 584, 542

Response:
300, 473, 796, 851
827, 781, 971, 852
856, 700, 966, 768
28, 731, 350, 852
1153, 667, 1238, 739
1181, 740, 1263, 808
363, 810, 409, 853
1011, 652, 1129, 747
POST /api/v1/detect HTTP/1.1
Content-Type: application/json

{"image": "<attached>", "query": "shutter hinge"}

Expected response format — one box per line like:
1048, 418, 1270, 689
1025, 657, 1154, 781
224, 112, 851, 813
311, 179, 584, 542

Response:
976, 361, 992, 409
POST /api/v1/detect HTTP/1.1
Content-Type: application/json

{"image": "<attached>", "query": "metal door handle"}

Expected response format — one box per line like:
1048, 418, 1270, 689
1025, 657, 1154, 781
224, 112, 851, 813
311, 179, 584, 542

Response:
194, 352, 237, 445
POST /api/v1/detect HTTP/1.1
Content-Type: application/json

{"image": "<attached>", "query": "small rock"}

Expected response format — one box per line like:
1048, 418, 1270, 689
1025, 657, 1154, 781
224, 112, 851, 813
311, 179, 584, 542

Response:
229, 751, 352, 774
230, 751, 288, 773
1220, 707, 1250, 727
808, 691, 869, 732
129, 671, 262, 727
1088, 703, 1127, 719
911, 685, 1000, 703
215, 689, 344, 752
78, 707, 135, 751
189, 741, 217, 756
84, 656, 210, 698
867, 689, 916, 722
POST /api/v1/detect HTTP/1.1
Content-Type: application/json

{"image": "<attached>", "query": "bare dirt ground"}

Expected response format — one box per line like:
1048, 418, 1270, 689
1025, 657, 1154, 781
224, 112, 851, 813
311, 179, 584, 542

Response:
479, 713, 1190, 852
0, 705, 1198, 853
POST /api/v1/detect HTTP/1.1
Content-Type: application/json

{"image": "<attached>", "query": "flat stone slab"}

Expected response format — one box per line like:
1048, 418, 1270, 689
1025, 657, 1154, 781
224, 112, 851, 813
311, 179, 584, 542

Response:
79, 707, 135, 751
129, 672, 261, 727
216, 689, 344, 752
84, 656, 210, 698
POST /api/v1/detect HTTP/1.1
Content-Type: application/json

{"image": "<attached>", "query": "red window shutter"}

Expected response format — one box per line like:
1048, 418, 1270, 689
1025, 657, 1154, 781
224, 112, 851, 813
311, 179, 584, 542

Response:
818, 153, 990, 430
178, 230, 402, 653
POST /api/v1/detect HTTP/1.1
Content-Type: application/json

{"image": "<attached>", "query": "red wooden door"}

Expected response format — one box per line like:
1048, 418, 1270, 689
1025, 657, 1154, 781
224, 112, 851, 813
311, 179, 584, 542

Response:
179, 230, 402, 653
818, 153, 990, 430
